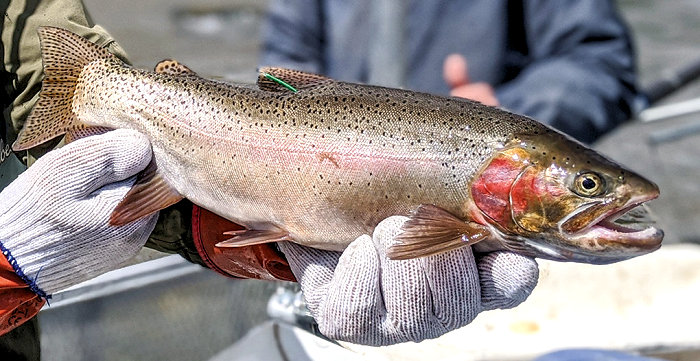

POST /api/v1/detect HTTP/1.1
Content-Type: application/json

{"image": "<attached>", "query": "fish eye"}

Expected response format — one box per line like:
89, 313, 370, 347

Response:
574, 172, 605, 197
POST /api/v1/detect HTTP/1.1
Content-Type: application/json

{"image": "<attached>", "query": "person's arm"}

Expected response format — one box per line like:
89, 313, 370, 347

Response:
259, 0, 325, 73
0, 0, 140, 337
0, 130, 158, 336
495, 0, 638, 143
1, 0, 240, 277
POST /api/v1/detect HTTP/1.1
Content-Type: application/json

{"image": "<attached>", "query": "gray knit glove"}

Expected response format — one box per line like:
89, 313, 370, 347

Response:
0, 129, 157, 298
279, 216, 539, 346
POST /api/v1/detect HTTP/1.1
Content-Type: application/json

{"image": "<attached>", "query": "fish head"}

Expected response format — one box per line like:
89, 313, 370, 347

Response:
470, 132, 663, 264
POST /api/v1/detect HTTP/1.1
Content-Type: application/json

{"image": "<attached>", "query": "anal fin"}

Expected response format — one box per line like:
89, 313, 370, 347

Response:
388, 204, 491, 260
216, 229, 292, 248
109, 160, 184, 226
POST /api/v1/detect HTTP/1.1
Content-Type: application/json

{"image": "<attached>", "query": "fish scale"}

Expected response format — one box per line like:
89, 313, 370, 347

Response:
14, 27, 663, 263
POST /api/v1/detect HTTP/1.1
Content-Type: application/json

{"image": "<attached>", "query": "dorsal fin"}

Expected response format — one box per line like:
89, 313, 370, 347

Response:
257, 67, 332, 92
154, 59, 197, 76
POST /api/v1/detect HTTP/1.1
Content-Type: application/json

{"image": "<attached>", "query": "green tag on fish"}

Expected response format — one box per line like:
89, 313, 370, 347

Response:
263, 73, 298, 93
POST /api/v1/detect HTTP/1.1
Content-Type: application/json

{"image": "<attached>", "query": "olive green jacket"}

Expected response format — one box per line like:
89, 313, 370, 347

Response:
1, 0, 204, 265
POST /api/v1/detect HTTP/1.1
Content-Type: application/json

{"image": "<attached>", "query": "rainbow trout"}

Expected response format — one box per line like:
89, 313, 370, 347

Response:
14, 27, 663, 264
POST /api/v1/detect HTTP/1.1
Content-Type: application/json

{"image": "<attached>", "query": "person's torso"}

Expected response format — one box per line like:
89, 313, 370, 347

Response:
320, 0, 528, 94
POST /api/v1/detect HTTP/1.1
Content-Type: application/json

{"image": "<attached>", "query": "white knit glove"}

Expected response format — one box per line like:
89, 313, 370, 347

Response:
0, 129, 157, 298
279, 216, 539, 346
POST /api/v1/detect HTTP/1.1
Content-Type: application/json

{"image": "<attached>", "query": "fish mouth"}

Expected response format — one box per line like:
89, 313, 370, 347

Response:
553, 193, 664, 264
575, 194, 661, 241
494, 194, 663, 265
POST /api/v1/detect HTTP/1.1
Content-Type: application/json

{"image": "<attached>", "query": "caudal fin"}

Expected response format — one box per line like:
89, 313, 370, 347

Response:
12, 27, 118, 151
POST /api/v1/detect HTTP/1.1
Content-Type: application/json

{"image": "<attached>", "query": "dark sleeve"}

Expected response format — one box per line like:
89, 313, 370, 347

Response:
145, 201, 206, 266
259, 0, 325, 73
496, 0, 639, 143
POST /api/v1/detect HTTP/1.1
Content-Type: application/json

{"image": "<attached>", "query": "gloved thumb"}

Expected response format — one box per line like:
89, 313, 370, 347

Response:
477, 251, 539, 310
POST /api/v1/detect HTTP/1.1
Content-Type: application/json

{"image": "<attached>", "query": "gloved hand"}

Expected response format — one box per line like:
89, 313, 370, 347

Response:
279, 216, 539, 346
0, 129, 157, 298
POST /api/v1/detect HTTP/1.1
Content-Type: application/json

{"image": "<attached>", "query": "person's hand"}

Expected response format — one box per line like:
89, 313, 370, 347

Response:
278, 216, 539, 346
443, 54, 499, 107
0, 129, 157, 298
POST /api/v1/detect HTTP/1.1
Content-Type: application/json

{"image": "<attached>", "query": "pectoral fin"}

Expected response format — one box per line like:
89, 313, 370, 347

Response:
109, 160, 184, 226
388, 204, 491, 260
216, 229, 292, 247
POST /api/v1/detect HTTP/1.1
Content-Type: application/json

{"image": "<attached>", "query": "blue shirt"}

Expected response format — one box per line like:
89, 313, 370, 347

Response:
260, 0, 638, 143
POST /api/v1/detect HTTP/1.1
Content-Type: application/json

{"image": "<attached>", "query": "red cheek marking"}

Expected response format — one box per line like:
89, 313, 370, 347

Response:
510, 167, 540, 214
509, 166, 568, 224
471, 154, 526, 223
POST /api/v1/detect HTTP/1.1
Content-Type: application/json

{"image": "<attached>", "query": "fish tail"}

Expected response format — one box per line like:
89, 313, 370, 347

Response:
12, 27, 119, 151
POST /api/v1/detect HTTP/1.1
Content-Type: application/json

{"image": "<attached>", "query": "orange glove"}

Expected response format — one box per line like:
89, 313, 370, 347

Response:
191, 205, 295, 281
0, 255, 45, 336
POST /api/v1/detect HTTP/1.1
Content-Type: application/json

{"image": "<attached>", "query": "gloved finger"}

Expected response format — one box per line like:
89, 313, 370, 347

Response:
38, 208, 159, 294
11, 177, 157, 257
315, 236, 386, 344
277, 241, 342, 311
477, 251, 539, 311
280, 237, 392, 345
75, 176, 141, 228
40, 129, 152, 195
373, 216, 448, 342
75, 209, 158, 272
423, 245, 481, 330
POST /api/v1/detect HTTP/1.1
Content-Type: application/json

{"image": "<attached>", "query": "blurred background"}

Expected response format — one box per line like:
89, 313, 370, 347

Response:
37, 0, 700, 360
